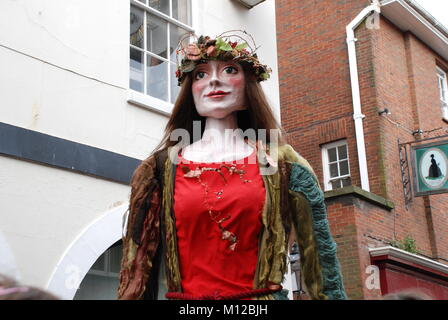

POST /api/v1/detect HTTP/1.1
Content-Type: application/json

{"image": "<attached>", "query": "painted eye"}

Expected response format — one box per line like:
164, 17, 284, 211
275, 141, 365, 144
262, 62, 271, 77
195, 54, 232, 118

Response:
224, 66, 238, 74
194, 71, 206, 80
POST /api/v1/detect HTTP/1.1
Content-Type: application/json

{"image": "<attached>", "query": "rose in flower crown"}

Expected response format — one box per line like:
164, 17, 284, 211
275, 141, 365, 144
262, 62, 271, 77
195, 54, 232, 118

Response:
175, 31, 272, 86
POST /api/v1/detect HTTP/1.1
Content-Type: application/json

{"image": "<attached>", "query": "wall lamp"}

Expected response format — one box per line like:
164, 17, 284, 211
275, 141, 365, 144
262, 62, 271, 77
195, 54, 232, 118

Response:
378, 108, 391, 116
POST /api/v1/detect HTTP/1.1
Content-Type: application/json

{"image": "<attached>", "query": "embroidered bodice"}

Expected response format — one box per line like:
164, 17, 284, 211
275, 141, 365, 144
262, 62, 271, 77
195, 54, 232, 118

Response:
173, 149, 265, 296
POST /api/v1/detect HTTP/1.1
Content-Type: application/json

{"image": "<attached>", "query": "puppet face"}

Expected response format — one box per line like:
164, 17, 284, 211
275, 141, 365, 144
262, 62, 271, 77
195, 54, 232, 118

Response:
192, 60, 247, 119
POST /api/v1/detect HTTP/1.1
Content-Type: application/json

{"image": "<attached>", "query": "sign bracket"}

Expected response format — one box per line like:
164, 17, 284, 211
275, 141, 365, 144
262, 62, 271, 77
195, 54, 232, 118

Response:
398, 139, 413, 209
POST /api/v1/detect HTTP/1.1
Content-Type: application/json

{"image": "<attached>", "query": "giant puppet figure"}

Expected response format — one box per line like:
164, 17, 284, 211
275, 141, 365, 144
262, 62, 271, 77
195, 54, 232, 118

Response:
118, 31, 347, 300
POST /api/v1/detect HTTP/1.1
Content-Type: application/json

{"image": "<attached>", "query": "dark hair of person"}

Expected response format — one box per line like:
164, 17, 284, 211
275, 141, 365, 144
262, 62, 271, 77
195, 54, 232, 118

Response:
382, 290, 432, 300
0, 274, 59, 300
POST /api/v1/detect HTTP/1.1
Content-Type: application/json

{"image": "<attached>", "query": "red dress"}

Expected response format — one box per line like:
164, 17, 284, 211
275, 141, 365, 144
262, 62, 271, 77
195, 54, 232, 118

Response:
173, 149, 265, 297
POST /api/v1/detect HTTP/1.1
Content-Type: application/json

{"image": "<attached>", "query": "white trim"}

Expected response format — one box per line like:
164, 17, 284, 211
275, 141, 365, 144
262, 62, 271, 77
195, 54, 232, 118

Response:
321, 140, 351, 191
369, 246, 448, 274
394, 0, 448, 43
437, 67, 448, 121
88, 270, 120, 278
143, 9, 148, 95
346, 3, 379, 192
46, 203, 128, 300
131, 0, 194, 32
127, 89, 173, 116
380, 0, 395, 5
437, 66, 448, 101
442, 103, 448, 121
130, 0, 193, 107
380, 0, 448, 61
167, 22, 172, 102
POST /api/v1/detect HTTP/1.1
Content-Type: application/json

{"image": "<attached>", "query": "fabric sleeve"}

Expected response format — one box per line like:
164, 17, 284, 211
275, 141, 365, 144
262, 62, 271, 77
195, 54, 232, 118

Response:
283, 145, 347, 300
117, 155, 162, 300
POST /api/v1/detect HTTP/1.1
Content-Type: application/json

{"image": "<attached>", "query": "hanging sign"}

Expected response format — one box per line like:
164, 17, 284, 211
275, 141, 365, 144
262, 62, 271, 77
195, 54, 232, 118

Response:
412, 140, 448, 196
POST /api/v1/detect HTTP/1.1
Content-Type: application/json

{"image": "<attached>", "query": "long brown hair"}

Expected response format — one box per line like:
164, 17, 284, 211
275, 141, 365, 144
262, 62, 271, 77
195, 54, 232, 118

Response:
153, 70, 285, 153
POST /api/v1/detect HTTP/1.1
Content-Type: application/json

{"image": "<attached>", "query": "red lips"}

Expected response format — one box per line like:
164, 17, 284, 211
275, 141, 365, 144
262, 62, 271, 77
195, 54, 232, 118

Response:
206, 90, 230, 97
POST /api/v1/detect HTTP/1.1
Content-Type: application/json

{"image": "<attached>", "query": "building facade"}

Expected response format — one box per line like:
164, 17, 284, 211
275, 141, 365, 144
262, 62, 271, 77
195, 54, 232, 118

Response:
0, 0, 281, 299
277, 0, 448, 299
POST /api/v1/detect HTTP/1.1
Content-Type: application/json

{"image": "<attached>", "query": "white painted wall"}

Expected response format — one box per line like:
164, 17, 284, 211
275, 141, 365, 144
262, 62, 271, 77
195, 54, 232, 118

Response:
0, 0, 279, 159
0, 231, 21, 281
0, 0, 168, 160
0, 0, 280, 297
0, 155, 129, 291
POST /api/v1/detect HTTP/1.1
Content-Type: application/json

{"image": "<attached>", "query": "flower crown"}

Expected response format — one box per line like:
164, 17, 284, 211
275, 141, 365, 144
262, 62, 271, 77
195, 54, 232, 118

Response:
175, 30, 272, 86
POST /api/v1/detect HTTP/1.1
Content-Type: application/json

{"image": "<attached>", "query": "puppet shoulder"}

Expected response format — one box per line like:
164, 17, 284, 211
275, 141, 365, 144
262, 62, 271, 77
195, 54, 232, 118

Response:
278, 143, 318, 179
130, 149, 168, 189
130, 154, 157, 190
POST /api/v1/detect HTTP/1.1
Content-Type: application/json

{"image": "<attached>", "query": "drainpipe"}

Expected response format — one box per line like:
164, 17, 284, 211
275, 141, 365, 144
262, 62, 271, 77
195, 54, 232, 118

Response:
346, 0, 381, 192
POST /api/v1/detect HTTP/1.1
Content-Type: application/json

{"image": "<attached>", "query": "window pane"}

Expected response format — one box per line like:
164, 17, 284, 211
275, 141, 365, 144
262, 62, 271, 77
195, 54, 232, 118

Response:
330, 163, 339, 178
342, 177, 351, 187
130, 48, 144, 93
440, 80, 446, 101
109, 244, 123, 274
339, 160, 349, 176
130, 7, 144, 49
170, 62, 180, 103
439, 71, 448, 102
338, 145, 348, 160
170, 24, 189, 63
328, 147, 337, 162
331, 180, 342, 190
136, 0, 146, 4
147, 13, 168, 58
443, 105, 448, 119
147, 55, 168, 101
91, 253, 106, 271
148, 0, 169, 15
74, 274, 119, 300
172, 0, 191, 25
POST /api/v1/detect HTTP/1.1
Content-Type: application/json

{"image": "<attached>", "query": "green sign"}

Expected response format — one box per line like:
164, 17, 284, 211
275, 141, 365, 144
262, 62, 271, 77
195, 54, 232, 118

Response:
413, 141, 448, 196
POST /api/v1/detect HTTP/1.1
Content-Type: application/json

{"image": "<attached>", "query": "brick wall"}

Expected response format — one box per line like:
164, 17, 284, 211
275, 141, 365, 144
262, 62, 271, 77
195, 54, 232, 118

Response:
276, 0, 448, 299
276, 0, 371, 188
326, 197, 363, 299
372, 17, 448, 262
372, 17, 433, 258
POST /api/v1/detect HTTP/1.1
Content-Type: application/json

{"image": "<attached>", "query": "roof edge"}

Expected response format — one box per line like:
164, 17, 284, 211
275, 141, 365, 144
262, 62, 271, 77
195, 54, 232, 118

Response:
402, 0, 448, 39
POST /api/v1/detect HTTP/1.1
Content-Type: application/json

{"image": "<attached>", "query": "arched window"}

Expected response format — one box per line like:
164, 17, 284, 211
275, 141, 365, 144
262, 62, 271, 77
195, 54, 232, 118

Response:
73, 241, 123, 300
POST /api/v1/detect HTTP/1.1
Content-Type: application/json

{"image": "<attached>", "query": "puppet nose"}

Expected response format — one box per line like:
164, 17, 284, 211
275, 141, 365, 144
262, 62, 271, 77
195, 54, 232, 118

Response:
209, 70, 221, 86
209, 77, 221, 87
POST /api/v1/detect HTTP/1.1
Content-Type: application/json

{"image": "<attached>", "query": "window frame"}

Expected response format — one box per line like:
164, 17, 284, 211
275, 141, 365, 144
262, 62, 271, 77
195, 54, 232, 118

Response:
88, 241, 123, 278
321, 140, 351, 191
437, 66, 448, 121
128, 0, 194, 115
